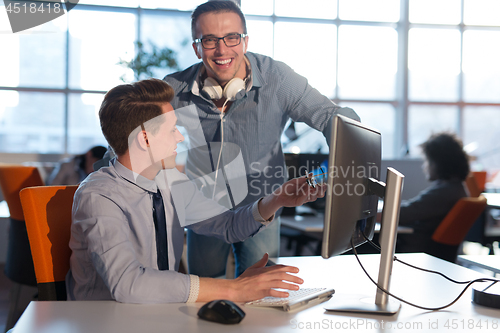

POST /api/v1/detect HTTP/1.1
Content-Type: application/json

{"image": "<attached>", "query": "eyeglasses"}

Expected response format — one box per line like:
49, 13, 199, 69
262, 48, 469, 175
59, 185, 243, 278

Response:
194, 33, 248, 50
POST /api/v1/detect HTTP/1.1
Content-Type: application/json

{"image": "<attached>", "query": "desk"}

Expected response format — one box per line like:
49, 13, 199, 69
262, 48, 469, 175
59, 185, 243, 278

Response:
483, 193, 500, 209
466, 193, 500, 246
13, 254, 500, 333
457, 255, 500, 276
281, 215, 413, 234
482, 193, 500, 240
0, 200, 9, 218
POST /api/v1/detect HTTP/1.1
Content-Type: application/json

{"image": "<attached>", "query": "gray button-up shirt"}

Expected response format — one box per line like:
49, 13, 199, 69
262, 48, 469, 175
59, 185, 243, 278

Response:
66, 159, 269, 303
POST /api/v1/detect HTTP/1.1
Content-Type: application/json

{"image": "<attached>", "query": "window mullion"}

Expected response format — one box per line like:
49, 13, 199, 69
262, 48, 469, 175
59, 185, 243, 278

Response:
458, 0, 465, 137
396, 0, 410, 157
64, 13, 70, 154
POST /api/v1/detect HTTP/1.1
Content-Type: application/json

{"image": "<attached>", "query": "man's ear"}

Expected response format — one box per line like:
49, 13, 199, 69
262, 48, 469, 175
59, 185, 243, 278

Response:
243, 35, 249, 53
192, 42, 202, 59
136, 130, 149, 150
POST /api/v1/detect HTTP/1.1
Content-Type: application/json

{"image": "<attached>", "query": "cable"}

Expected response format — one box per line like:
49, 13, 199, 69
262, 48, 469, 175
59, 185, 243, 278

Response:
350, 238, 499, 311
360, 230, 472, 285
212, 99, 229, 200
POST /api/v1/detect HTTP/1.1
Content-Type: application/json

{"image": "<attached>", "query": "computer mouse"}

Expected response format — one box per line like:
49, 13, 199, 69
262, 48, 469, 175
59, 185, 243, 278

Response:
197, 299, 245, 324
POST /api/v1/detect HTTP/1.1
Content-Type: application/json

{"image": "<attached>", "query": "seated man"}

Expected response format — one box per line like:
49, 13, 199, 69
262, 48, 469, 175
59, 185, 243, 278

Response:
66, 78, 325, 304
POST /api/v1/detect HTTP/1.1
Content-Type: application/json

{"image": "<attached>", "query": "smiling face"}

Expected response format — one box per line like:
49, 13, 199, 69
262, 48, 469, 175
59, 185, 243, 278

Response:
192, 11, 248, 88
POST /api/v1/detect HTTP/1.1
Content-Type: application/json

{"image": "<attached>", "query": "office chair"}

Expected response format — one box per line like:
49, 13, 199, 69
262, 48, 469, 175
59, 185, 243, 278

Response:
20, 185, 78, 301
472, 171, 487, 193
430, 196, 488, 263
0, 165, 43, 332
465, 172, 485, 198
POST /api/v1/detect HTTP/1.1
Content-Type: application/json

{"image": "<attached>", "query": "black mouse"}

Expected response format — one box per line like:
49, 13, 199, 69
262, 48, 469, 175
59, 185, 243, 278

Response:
197, 299, 245, 324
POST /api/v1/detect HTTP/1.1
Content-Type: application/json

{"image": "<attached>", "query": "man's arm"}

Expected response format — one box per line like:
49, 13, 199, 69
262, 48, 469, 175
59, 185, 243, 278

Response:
273, 58, 360, 146
322, 107, 361, 146
72, 198, 303, 304
72, 196, 303, 304
197, 253, 304, 302
176, 175, 326, 302
170, 168, 325, 241
71, 175, 317, 304
257, 175, 327, 221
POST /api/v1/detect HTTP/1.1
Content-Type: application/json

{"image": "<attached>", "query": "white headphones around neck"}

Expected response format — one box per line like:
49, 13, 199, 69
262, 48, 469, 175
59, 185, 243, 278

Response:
201, 77, 246, 101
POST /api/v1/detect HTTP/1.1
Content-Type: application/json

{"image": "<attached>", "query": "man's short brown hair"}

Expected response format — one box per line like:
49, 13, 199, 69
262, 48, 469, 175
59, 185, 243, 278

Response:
191, 0, 247, 40
99, 79, 174, 156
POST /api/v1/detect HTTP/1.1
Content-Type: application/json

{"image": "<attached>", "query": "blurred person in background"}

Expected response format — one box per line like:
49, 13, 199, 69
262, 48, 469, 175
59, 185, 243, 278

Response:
396, 132, 470, 254
47, 145, 107, 185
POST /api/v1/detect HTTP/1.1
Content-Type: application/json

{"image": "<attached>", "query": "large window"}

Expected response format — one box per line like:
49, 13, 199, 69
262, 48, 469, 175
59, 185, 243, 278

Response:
1, 0, 499, 170
406, 0, 500, 171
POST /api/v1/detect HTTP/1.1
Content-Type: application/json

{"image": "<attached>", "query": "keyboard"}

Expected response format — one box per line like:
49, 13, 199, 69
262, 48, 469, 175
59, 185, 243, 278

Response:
245, 287, 335, 312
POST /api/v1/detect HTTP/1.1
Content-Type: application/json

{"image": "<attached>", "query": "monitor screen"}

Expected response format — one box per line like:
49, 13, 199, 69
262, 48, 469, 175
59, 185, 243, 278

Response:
322, 115, 381, 258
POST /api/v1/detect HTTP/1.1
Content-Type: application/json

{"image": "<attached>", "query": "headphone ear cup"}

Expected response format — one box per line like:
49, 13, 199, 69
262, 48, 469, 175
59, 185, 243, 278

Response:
223, 78, 246, 101
202, 77, 223, 100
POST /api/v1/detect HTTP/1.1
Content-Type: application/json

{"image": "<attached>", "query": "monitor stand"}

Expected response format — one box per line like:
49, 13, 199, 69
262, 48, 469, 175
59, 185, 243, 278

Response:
325, 167, 404, 315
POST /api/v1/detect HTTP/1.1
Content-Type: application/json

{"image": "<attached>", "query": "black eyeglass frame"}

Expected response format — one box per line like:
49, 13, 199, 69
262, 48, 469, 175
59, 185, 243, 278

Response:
194, 33, 248, 50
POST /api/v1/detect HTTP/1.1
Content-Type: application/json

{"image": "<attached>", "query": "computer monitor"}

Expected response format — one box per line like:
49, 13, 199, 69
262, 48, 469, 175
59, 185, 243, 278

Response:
321, 115, 404, 315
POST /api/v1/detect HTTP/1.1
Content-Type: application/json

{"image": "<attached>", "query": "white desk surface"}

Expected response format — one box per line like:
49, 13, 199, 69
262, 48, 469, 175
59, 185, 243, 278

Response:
13, 253, 500, 333
0, 200, 9, 218
281, 214, 413, 234
483, 193, 500, 209
457, 255, 500, 275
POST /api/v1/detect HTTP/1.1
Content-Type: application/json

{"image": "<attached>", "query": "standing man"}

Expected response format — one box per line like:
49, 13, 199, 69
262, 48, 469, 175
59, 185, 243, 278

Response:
164, 0, 360, 278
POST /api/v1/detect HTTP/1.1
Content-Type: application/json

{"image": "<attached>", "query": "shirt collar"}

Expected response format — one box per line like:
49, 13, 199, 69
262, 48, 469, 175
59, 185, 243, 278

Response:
245, 52, 263, 87
112, 158, 159, 193
243, 56, 254, 90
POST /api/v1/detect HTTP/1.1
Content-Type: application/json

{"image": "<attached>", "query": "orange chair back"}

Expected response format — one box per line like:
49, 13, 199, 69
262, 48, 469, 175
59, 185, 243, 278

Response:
0, 165, 44, 220
20, 185, 78, 287
465, 173, 481, 198
472, 171, 487, 193
432, 196, 487, 246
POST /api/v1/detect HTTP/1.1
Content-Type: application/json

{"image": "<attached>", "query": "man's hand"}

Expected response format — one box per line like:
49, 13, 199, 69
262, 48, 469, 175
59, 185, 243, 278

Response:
275, 175, 327, 207
196, 253, 304, 303
258, 176, 327, 220
227, 253, 304, 302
